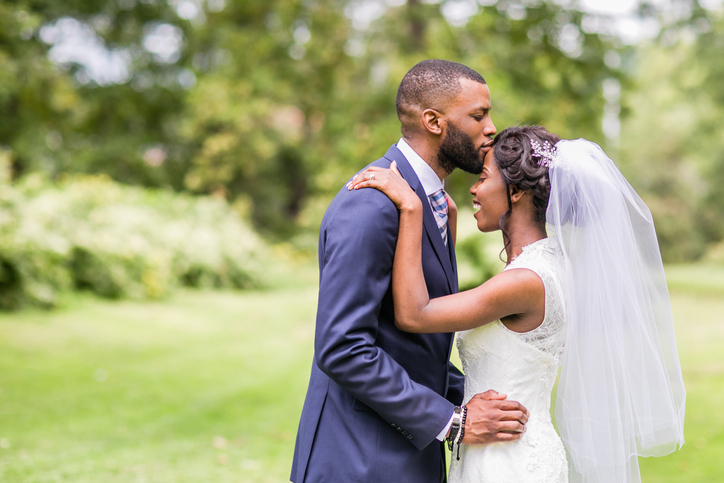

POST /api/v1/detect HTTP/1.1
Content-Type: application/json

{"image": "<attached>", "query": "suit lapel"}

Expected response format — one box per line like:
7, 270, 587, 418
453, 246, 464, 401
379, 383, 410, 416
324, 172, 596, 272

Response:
447, 231, 458, 293
383, 146, 456, 293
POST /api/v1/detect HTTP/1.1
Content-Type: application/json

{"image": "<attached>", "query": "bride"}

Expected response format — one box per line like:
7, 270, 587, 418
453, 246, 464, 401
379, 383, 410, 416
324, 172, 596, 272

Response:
348, 125, 686, 482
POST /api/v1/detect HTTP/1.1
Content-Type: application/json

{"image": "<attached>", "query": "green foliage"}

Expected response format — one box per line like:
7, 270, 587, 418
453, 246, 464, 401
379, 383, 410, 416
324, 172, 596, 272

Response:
3, 0, 724, 260
454, 208, 503, 290
0, 174, 267, 309
0, 0, 619, 239
617, 10, 724, 261
455, 235, 499, 291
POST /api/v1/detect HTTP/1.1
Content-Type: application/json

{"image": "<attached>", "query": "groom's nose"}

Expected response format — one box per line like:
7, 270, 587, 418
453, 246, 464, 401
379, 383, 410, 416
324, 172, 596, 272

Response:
483, 118, 496, 137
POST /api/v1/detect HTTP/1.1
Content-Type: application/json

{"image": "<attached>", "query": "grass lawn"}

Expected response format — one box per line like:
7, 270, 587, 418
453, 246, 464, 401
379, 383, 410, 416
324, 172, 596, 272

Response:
0, 263, 722, 482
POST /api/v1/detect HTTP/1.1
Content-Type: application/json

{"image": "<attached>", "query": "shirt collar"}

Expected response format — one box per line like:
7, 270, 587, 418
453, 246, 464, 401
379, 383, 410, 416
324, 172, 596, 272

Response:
396, 138, 444, 197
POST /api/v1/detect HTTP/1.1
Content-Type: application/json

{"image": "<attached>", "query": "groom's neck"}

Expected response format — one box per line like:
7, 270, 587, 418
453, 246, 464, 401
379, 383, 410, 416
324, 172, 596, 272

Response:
403, 136, 448, 181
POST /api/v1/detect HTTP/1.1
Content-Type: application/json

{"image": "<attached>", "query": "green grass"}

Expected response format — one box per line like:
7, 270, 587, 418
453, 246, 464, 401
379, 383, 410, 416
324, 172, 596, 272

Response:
0, 263, 722, 482
0, 287, 318, 482
636, 264, 724, 482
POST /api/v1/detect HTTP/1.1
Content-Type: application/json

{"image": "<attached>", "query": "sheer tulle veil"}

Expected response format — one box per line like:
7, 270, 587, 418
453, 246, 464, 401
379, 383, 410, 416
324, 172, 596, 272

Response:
547, 139, 686, 483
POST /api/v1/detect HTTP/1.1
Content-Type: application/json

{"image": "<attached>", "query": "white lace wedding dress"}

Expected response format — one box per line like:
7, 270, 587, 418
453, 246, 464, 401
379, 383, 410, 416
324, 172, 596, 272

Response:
449, 238, 569, 483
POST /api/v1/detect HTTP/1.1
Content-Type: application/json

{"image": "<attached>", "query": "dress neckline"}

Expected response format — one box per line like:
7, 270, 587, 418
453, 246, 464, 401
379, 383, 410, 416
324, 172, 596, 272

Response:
509, 237, 556, 264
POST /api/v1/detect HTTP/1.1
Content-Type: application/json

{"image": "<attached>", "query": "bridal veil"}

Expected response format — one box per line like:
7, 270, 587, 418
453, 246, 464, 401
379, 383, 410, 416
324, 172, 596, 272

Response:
547, 139, 686, 482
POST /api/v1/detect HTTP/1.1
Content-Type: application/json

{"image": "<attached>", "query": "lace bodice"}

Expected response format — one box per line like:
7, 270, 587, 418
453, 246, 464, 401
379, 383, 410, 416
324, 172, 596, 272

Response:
504, 237, 567, 363
450, 238, 568, 483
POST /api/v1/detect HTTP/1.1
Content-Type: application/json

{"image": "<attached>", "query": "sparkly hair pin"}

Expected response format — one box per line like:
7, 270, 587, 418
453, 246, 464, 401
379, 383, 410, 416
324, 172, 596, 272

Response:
530, 139, 557, 168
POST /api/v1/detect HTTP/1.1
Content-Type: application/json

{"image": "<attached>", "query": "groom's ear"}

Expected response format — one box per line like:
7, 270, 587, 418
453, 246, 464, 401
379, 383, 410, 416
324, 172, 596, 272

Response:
421, 108, 443, 136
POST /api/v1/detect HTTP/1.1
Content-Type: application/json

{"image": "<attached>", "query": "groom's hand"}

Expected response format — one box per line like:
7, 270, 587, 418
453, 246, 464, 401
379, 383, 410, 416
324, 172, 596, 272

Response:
461, 390, 529, 445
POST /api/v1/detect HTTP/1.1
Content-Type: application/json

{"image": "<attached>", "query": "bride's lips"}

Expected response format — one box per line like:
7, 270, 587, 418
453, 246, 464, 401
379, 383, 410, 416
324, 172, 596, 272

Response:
473, 201, 481, 212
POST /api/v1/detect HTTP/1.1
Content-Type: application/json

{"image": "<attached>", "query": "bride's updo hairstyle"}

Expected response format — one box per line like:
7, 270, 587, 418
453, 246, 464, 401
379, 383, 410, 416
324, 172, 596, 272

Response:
490, 125, 561, 259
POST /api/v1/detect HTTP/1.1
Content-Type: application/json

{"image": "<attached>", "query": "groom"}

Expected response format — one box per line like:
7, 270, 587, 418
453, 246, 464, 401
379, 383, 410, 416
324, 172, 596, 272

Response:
291, 60, 528, 483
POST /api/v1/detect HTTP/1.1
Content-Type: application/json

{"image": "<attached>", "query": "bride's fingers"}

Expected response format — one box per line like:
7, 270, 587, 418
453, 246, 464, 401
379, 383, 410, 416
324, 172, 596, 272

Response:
351, 167, 385, 179
346, 170, 378, 188
348, 179, 380, 191
347, 170, 394, 190
390, 161, 401, 176
347, 175, 382, 190
346, 164, 405, 190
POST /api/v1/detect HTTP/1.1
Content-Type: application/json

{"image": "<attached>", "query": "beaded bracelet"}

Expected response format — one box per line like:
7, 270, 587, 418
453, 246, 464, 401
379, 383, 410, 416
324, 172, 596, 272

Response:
446, 406, 463, 451
455, 405, 467, 460
454, 405, 467, 444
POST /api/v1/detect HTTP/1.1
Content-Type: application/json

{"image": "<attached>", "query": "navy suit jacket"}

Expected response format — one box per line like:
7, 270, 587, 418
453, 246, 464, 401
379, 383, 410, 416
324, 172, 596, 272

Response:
290, 145, 465, 482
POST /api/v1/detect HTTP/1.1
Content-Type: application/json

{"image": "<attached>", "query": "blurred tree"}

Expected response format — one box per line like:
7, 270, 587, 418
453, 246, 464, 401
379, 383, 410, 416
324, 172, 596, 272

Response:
8, 0, 721, 262
180, 0, 361, 236
617, 4, 724, 261
186, 0, 622, 236
1, 0, 199, 189
0, 1, 77, 179
692, 8, 724, 251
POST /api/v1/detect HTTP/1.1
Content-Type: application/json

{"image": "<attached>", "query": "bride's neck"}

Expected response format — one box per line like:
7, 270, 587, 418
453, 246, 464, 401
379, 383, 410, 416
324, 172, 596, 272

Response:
503, 224, 547, 263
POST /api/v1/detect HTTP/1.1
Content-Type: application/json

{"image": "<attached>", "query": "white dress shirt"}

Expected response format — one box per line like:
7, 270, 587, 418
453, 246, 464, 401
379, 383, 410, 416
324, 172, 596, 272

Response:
396, 138, 456, 442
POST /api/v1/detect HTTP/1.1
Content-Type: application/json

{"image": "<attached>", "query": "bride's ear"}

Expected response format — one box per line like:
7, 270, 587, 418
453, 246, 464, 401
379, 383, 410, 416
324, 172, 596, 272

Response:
509, 185, 525, 203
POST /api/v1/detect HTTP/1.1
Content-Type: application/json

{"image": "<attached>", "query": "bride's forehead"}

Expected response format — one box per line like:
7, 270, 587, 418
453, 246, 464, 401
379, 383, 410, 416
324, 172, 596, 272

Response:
483, 151, 498, 172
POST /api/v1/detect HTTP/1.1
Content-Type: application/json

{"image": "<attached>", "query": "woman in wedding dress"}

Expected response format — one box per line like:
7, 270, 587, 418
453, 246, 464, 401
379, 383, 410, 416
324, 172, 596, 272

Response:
348, 126, 686, 482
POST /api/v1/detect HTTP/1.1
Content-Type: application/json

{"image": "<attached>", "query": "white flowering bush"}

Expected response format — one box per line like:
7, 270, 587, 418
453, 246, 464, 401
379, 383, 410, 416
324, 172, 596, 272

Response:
0, 174, 268, 309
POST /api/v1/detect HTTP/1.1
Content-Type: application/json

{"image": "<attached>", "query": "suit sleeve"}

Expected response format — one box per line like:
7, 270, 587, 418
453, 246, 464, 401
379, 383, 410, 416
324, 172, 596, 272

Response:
314, 186, 454, 450
446, 362, 465, 406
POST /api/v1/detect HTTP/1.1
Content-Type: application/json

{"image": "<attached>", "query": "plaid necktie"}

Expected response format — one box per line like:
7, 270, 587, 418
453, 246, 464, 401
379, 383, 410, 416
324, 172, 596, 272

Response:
429, 189, 448, 246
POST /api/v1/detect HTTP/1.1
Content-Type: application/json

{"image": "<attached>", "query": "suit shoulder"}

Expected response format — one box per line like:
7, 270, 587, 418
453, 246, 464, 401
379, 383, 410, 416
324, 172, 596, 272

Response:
327, 184, 398, 226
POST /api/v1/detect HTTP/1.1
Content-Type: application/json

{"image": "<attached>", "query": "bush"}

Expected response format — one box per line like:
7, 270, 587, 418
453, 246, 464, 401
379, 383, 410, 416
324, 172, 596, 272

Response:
0, 173, 268, 309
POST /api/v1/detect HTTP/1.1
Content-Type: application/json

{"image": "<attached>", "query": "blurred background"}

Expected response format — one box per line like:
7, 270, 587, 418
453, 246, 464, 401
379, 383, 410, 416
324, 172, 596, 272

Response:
1, 0, 723, 481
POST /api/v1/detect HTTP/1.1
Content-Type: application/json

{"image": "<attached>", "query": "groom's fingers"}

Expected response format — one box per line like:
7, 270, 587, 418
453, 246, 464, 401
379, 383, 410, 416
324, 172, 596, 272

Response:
472, 389, 507, 401
498, 410, 528, 425
482, 397, 529, 416
493, 432, 523, 442
495, 400, 530, 418
497, 421, 526, 433
462, 398, 528, 445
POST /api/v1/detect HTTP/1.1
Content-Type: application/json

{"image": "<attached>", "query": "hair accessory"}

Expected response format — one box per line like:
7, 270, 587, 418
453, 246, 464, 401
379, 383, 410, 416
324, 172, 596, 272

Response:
530, 139, 557, 168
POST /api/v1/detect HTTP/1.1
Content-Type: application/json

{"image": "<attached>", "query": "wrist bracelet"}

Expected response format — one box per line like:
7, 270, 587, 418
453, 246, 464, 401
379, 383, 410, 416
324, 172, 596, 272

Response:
455, 405, 467, 460
455, 405, 467, 445
455, 406, 468, 444
446, 406, 463, 451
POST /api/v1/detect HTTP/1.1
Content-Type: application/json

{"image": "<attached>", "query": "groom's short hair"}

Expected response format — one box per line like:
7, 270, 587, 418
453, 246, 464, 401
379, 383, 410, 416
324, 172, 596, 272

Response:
396, 59, 486, 130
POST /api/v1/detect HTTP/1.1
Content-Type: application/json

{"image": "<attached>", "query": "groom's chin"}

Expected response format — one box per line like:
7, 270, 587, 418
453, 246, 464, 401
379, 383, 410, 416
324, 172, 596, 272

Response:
457, 160, 484, 175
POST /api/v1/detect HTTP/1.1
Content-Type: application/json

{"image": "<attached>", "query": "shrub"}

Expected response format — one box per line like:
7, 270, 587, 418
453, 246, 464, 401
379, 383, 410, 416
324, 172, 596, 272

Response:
0, 173, 268, 309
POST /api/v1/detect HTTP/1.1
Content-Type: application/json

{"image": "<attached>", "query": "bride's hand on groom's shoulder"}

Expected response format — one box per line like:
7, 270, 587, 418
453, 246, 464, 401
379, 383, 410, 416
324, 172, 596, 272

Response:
462, 390, 529, 445
346, 162, 421, 212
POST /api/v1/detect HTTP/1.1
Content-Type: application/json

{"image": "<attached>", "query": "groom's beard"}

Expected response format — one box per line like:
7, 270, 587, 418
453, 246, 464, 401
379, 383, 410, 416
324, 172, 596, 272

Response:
437, 122, 485, 175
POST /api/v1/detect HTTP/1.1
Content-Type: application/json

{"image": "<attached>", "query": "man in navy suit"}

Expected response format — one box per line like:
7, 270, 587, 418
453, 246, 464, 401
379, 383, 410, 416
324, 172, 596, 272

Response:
291, 60, 529, 483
